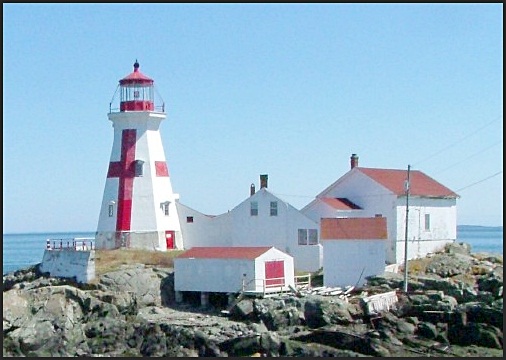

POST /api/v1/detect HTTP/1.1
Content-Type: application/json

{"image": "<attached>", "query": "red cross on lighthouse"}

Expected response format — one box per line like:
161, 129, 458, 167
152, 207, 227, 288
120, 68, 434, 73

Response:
107, 129, 137, 231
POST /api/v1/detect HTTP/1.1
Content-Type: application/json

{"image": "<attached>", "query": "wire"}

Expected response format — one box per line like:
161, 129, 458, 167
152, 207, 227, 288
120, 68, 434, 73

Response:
412, 115, 502, 167
454, 171, 503, 193
432, 139, 503, 175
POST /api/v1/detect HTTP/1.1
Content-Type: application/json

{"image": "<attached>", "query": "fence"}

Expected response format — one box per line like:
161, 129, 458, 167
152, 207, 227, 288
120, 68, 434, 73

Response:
46, 237, 95, 251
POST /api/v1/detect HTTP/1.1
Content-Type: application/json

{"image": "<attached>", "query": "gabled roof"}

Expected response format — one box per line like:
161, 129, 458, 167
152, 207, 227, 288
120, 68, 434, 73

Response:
321, 197, 362, 210
356, 167, 458, 198
176, 246, 274, 259
321, 217, 387, 240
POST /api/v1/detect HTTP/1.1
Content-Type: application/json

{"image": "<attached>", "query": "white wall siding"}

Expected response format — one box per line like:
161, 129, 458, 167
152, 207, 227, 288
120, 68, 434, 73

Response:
323, 239, 385, 288
176, 190, 322, 272
176, 202, 233, 248
40, 250, 95, 284
174, 258, 255, 293
395, 197, 457, 262
174, 247, 295, 294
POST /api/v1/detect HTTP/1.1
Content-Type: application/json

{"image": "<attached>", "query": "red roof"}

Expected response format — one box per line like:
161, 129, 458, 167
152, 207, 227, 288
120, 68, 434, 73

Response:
321, 197, 361, 210
119, 61, 153, 85
176, 246, 274, 260
357, 167, 458, 198
321, 217, 388, 240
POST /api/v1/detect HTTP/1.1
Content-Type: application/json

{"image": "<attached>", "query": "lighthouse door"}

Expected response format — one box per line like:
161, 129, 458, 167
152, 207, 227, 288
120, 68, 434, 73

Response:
165, 231, 175, 250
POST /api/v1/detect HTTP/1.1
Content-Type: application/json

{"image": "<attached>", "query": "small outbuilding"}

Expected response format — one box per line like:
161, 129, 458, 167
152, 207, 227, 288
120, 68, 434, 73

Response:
321, 217, 387, 288
174, 246, 295, 302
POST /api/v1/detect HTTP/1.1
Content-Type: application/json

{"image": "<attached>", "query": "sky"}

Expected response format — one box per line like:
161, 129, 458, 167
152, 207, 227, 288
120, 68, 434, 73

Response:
3, 3, 503, 233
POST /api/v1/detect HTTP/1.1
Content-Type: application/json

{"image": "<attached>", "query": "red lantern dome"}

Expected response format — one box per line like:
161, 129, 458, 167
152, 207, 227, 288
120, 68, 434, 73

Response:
118, 60, 155, 112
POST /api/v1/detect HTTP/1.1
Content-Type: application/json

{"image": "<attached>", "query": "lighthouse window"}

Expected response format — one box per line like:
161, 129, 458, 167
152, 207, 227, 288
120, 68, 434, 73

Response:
135, 160, 144, 177
160, 201, 170, 216
108, 205, 114, 217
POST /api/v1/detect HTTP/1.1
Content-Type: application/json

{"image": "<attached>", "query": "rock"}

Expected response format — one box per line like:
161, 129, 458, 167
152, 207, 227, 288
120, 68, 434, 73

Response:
444, 242, 471, 255
3, 243, 503, 357
417, 322, 438, 339
449, 322, 503, 349
232, 299, 255, 318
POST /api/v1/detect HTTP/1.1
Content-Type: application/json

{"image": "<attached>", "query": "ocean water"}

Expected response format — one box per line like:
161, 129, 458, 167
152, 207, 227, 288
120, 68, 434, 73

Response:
2, 226, 503, 275
3, 231, 95, 275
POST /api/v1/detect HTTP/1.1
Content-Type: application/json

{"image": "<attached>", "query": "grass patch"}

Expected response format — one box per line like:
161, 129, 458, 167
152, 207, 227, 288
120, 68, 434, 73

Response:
94, 248, 184, 276
406, 257, 432, 276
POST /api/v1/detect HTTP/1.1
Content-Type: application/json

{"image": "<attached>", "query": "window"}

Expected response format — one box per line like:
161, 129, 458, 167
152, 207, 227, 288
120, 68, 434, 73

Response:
270, 201, 278, 216
425, 214, 430, 231
160, 201, 170, 216
108, 205, 114, 217
298, 229, 308, 245
308, 229, 318, 245
250, 201, 258, 216
134, 160, 144, 177
299, 228, 319, 245
187, 216, 194, 223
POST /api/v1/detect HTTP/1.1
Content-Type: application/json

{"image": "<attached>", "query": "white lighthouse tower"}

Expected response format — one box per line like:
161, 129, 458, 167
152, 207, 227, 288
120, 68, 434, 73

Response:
96, 61, 182, 251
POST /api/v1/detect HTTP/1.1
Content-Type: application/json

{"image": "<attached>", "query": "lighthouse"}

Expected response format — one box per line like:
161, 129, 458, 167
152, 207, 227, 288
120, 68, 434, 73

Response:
95, 61, 182, 251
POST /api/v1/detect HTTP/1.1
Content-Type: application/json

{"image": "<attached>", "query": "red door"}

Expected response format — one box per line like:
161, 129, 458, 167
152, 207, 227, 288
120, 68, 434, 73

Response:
265, 260, 284, 287
165, 230, 175, 249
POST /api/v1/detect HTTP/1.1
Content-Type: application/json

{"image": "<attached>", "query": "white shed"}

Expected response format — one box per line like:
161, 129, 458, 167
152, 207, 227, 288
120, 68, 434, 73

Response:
174, 246, 295, 295
321, 217, 387, 288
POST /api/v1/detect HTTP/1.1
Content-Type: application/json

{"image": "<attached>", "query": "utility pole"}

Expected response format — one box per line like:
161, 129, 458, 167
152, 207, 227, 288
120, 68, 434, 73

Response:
403, 165, 411, 293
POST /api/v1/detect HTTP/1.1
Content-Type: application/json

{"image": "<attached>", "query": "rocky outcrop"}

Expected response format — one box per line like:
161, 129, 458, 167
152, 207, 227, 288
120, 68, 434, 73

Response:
3, 243, 503, 357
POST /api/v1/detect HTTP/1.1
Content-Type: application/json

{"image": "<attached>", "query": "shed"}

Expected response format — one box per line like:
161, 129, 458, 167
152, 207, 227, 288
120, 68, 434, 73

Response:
321, 217, 387, 288
174, 246, 295, 295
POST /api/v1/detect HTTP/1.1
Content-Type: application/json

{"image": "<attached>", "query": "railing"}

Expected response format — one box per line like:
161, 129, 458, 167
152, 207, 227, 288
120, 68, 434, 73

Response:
294, 273, 312, 290
46, 237, 95, 251
242, 277, 287, 297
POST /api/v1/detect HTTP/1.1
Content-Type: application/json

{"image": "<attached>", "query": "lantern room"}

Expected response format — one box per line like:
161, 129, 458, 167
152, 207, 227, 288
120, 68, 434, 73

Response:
113, 60, 164, 112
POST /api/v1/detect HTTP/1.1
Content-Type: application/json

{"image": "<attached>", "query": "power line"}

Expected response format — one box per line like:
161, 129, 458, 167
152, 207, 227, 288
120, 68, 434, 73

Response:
273, 168, 503, 203
432, 139, 503, 176
454, 171, 503, 193
412, 114, 503, 167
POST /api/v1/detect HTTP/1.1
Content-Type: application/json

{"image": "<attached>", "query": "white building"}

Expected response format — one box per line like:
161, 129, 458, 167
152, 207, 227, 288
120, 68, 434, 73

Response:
302, 154, 459, 264
321, 217, 387, 288
96, 61, 182, 251
174, 246, 295, 297
176, 175, 322, 272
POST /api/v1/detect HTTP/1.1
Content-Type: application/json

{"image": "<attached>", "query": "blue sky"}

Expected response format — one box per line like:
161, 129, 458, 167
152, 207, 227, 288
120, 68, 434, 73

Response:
3, 3, 503, 233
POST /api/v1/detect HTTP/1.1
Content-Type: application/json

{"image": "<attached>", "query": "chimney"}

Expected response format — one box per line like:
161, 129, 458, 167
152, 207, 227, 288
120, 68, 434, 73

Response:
260, 174, 268, 189
350, 153, 359, 169
250, 183, 255, 196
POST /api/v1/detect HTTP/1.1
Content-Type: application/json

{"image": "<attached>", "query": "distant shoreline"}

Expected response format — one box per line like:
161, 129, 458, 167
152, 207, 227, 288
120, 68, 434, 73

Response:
2, 224, 503, 236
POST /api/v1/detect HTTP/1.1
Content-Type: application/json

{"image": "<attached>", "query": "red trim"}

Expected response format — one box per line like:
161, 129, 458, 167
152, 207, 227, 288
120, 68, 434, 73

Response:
120, 100, 154, 111
107, 129, 137, 231
155, 161, 169, 177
